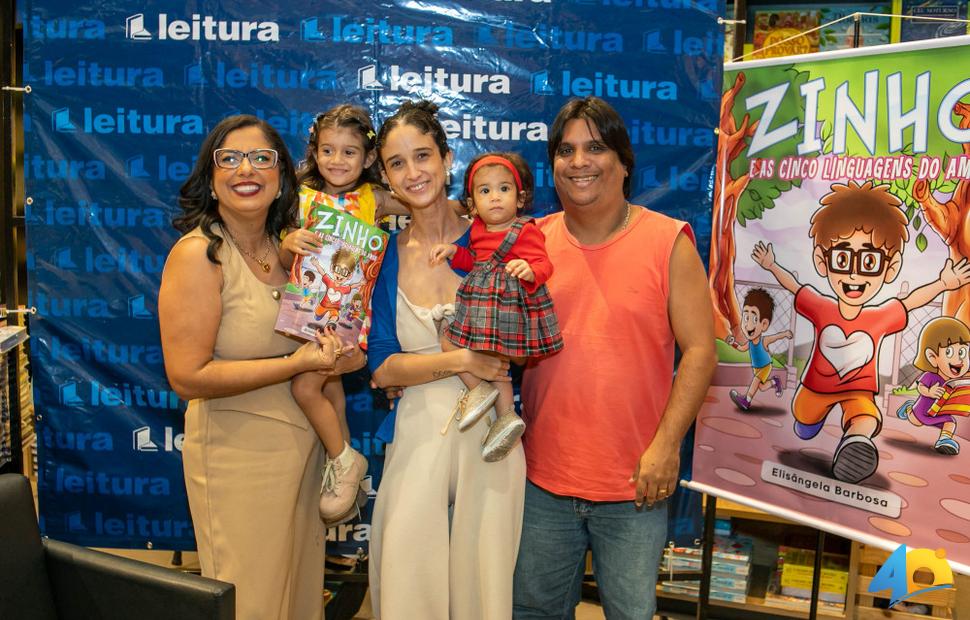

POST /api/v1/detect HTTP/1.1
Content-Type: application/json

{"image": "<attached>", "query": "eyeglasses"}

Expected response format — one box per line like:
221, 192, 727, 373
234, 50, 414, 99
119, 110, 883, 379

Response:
213, 148, 279, 170
825, 247, 887, 276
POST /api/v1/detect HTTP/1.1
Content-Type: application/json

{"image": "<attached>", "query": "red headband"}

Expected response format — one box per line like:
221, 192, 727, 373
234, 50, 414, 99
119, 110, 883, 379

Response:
466, 155, 523, 195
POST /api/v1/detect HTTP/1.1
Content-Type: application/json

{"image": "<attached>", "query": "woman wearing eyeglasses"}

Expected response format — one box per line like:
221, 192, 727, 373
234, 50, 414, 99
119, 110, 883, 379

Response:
158, 115, 364, 620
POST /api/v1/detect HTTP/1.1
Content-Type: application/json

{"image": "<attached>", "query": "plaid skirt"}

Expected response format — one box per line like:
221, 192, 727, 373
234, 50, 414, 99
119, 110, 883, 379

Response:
447, 263, 564, 358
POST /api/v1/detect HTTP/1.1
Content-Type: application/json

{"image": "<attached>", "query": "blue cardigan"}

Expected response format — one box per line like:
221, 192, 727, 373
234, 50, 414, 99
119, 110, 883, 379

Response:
368, 227, 471, 442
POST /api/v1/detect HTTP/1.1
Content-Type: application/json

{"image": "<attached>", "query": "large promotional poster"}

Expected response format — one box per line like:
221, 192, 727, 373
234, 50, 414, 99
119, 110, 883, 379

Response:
20, 0, 722, 551
695, 35, 970, 571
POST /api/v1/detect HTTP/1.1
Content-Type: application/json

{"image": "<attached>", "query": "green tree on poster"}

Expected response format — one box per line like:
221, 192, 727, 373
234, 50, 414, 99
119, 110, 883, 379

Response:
710, 65, 810, 339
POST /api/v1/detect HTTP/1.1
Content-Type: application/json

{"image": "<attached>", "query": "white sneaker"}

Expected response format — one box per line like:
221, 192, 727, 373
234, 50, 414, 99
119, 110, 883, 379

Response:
319, 447, 368, 523
323, 485, 369, 529
456, 382, 499, 431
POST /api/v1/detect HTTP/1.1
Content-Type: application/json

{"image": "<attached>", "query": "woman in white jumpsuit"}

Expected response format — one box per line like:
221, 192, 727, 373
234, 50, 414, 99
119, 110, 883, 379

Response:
367, 100, 527, 619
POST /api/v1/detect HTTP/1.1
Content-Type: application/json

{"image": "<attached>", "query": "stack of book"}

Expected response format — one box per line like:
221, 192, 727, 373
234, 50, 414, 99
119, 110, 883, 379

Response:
764, 546, 848, 613
658, 535, 752, 604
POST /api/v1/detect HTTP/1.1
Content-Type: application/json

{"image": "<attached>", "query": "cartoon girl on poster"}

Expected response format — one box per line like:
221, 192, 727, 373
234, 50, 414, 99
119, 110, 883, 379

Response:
896, 316, 969, 455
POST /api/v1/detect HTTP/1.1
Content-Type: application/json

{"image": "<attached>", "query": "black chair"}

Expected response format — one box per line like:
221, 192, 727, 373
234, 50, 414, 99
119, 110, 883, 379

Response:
0, 474, 234, 620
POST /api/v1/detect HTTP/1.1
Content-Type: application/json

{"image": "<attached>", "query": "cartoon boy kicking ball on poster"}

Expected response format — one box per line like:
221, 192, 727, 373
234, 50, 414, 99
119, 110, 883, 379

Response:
753, 180, 970, 484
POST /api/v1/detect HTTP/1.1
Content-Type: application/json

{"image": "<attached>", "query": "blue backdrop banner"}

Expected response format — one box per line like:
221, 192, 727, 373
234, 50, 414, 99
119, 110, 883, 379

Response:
20, 0, 722, 551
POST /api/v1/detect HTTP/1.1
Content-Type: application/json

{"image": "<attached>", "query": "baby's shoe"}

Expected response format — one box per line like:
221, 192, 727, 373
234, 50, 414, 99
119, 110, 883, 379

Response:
319, 445, 368, 524
457, 382, 499, 431
482, 408, 526, 462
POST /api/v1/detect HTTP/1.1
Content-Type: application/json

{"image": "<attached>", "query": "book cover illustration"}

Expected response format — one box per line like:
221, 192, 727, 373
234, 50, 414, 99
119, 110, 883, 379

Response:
817, 4, 891, 51
752, 10, 821, 58
275, 191, 388, 346
900, 0, 969, 42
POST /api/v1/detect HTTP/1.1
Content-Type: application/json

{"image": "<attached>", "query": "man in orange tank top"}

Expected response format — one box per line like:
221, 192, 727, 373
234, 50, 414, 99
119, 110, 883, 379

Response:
513, 97, 717, 619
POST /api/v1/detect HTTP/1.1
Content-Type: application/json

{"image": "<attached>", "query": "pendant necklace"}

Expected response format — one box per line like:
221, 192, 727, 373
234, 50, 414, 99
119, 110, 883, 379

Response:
224, 225, 273, 273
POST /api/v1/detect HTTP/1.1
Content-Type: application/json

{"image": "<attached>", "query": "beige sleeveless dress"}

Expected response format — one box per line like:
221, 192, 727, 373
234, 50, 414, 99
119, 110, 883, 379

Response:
178, 226, 325, 620
368, 287, 526, 619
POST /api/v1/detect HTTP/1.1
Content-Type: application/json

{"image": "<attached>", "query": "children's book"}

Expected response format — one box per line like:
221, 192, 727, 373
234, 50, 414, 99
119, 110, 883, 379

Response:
899, 0, 969, 42
751, 9, 821, 58
928, 378, 970, 417
275, 189, 388, 347
817, 5, 891, 51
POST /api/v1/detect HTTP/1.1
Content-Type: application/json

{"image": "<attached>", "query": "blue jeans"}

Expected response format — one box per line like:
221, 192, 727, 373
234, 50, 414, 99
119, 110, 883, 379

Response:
513, 480, 667, 620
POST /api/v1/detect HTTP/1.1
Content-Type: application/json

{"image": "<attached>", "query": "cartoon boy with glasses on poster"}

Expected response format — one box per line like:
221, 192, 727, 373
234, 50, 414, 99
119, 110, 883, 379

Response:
753, 181, 970, 484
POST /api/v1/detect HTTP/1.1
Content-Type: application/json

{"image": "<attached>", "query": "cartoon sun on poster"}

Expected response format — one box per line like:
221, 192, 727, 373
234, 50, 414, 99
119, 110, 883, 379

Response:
694, 38, 970, 568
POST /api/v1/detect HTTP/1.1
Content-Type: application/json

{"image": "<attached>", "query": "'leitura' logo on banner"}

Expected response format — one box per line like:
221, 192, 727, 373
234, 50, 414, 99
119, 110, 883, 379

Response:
868, 545, 954, 607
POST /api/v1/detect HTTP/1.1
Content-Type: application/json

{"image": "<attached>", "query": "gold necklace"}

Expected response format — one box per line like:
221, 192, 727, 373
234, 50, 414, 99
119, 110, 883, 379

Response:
618, 203, 632, 232
223, 225, 273, 273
